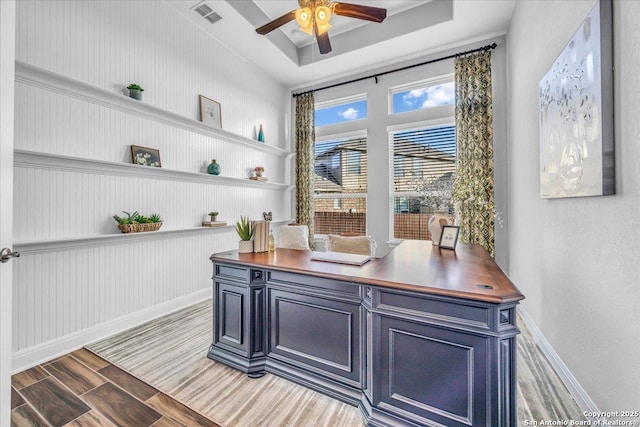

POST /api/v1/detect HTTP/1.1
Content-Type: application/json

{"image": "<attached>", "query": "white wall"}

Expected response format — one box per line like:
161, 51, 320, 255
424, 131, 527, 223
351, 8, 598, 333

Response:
507, 0, 640, 409
304, 37, 509, 269
12, 0, 290, 370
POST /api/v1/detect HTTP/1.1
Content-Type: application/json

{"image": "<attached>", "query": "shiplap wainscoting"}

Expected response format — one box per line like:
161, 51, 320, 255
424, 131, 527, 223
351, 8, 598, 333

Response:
13, 165, 288, 242
12, 0, 291, 371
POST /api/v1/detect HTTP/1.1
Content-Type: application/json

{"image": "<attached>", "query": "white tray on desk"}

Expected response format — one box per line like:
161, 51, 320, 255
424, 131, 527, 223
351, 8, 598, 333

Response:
309, 251, 371, 266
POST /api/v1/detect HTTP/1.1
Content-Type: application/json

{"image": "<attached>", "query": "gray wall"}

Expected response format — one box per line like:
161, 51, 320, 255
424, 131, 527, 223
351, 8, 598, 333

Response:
507, 0, 640, 409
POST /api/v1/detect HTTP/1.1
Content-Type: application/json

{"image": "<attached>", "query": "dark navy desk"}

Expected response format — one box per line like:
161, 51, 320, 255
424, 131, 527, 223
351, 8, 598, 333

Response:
209, 241, 524, 426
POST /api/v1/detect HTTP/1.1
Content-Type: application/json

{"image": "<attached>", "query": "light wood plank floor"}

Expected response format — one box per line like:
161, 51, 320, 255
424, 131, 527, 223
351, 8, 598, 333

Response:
11, 298, 587, 426
80, 298, 586, 426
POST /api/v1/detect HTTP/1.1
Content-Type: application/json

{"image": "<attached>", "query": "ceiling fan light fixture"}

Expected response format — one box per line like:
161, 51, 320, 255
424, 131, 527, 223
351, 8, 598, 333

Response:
295, 7, 314, 35
256, 1, 387, 55
315, 5, 332, 35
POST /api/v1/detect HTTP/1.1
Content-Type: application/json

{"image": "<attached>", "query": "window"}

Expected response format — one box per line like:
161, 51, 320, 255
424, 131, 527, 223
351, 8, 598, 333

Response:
347, 151, 361, 175
412, 158, 423, 177
315, 96, 367, 127
391, 80, 454, 114
391, 124, 456, 240
314, 134, 367, 235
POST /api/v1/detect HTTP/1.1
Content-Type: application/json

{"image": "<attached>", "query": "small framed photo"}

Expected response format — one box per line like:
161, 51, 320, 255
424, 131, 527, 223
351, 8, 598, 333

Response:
438, 225, 460, 250
199, 95, 222, 129
131, 145, 161, 167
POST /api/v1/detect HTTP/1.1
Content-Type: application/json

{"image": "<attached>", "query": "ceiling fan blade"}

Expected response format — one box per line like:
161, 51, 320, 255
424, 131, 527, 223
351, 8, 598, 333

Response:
255, 10, 297, 35
315, 25, 332, 54
333, 2, 387, 23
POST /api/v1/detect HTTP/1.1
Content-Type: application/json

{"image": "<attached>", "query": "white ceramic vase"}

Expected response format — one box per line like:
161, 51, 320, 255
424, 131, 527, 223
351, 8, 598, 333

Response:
238, 240, 254, 253
428, 210, 451, 246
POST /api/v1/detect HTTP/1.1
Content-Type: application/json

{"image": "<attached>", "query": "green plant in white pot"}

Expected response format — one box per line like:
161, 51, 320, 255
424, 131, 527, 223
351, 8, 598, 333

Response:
127, 83, 144, 100
236, 215, 254, 253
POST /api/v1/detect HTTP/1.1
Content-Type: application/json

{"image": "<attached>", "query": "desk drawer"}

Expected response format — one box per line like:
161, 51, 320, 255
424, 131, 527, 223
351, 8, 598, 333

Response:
215, 263, 250, 283
268, 270, 360, 297
376, 289, 493, 331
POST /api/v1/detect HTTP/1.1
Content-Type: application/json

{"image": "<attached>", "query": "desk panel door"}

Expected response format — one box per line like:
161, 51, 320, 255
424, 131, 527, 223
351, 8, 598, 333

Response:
374, 314, 491, 427
268, 288, 361, 384
215, 281, 249, 354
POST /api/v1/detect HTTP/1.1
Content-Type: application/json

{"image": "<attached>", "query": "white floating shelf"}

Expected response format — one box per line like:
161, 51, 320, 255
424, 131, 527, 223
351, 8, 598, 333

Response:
14, 61, 291, 157
14, 219, 294, 254
14, 150, 292, 190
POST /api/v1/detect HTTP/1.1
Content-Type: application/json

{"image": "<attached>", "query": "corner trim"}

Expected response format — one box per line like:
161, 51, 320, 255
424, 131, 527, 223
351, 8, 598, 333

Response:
517, 306, 599, 413
11, 289, 212, 373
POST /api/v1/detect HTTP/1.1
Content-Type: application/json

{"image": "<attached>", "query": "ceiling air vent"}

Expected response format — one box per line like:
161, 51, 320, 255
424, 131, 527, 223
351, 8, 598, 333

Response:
192, 2, 223, 24
204, 12, 222, 24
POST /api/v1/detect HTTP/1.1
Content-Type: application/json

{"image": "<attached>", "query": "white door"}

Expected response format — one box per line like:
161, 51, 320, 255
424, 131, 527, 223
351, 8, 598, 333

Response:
0, 1, 16, 424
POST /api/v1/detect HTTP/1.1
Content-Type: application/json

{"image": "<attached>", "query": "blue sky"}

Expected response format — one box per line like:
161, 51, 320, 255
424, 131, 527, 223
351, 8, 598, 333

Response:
315, 100, 367, 126
315, 82, 454, 127
392, 82, 455, 114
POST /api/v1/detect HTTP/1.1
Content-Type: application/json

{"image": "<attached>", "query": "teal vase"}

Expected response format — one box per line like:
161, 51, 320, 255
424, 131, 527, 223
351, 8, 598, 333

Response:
208, 159, 221, 175
258, 124, 265, 143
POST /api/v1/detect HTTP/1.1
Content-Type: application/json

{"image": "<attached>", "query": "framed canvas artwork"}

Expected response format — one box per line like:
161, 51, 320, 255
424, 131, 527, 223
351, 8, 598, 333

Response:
539, 0, 614, 199
131, 145, 161, 167
199, 95, 222, 129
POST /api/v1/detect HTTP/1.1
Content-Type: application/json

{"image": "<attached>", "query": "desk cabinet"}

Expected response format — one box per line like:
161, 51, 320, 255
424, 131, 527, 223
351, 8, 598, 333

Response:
209, 264, 267, 378
209, 243, 523, 426
266, 270, 362, 396
361, 286, 518, 427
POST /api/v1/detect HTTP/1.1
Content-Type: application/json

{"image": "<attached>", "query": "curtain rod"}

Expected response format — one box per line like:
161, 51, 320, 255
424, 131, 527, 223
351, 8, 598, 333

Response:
292, 42, 497, 98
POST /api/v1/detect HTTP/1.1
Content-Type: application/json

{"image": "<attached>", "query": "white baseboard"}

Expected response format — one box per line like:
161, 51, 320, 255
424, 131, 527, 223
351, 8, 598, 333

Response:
12, 288, 211, 373
517, 306, 599, 413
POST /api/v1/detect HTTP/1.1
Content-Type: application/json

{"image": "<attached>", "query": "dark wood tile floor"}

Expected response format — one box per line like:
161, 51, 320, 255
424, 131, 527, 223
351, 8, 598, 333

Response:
11, 348, 219, 427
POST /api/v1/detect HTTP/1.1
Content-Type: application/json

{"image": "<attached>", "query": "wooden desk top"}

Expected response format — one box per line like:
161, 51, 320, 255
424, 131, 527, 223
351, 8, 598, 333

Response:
210, 241, 524, 304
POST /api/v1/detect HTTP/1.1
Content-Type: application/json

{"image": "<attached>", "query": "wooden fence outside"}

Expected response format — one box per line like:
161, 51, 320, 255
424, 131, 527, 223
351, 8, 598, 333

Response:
314, 211, 433, 241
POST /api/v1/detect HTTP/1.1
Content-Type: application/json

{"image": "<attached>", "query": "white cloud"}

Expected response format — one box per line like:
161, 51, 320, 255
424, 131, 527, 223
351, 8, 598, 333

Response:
402, 83, 455, 109
421, 85, 455, 108
338, 107, 359, 120
403, 88, 428, 106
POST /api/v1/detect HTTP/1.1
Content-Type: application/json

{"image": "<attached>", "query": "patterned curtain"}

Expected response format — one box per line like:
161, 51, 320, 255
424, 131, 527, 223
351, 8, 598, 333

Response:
454, 50, 495, 257
295, 92, 315, 249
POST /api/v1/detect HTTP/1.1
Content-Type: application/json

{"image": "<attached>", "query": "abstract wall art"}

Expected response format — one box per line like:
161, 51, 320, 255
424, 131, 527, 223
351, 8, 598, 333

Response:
539, 0, 614, 199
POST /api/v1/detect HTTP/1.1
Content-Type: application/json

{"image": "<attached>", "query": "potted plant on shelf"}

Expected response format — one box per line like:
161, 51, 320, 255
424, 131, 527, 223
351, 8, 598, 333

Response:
254, 166, 264, 177
235, 215, 254, 253
127, 83, 144, 101
208, 211, 219, 222
113, 211, 162, 233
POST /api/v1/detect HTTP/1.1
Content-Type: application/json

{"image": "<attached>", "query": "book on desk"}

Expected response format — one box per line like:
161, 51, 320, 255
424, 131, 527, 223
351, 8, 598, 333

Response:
309, 251, 371, 266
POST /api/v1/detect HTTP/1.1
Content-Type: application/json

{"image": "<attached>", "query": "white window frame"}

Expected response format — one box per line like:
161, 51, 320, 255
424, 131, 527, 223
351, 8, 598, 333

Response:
315, 93, 367, 110
314, 130, 368, 200
388, 74, 455, 115
388, 118, 456, 243
315, 93, 368, 128
313, 129, 368, 236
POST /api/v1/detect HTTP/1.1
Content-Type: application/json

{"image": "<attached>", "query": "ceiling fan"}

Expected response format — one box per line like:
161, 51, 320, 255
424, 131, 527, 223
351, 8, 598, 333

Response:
255, 0, 387, 55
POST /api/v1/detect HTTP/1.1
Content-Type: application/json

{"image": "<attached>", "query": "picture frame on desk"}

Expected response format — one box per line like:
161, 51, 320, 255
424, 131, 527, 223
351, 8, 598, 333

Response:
199, 95, 222, 129
438, 225, 460, 250
130, 145, 161, 167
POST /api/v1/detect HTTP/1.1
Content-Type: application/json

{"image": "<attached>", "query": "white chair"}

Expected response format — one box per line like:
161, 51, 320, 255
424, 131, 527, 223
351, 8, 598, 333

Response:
324, 234, 377, 256
277, 225, 311, 250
